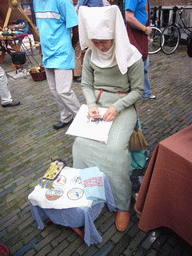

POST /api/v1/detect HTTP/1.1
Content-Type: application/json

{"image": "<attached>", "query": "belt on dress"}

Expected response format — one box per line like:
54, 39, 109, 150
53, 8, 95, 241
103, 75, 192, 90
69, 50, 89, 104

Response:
96, 88, 129, 104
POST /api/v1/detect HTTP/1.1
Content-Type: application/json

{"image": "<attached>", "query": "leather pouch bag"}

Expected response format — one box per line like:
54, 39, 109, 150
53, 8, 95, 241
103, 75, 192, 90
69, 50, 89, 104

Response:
126, 24, 148, 61
128, 118, 148, 152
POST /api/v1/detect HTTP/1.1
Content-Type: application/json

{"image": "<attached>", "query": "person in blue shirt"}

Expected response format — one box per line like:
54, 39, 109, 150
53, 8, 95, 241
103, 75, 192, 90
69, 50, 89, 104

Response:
33, 0, 80, 129
78, 0, 103, 7
125, 0, 156, 99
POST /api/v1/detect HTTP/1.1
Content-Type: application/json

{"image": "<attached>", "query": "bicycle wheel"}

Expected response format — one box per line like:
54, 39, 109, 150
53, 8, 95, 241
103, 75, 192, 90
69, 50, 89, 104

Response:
161, 25, 180, 55
148, 27, 164, 54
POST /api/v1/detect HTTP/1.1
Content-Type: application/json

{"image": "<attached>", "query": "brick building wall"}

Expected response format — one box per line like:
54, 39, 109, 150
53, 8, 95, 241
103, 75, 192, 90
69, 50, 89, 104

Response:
150, 0, 192, 7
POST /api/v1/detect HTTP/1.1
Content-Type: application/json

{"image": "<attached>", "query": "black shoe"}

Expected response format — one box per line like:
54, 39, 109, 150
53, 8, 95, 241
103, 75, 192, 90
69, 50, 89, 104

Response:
2, 100, 20, 107
53, 118, 73, 130
76, 76, 81, 82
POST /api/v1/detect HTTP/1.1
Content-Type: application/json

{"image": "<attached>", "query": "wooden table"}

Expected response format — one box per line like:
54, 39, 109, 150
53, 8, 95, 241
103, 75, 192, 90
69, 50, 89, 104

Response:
29, 169, 116, 246
135, 125, 192, 245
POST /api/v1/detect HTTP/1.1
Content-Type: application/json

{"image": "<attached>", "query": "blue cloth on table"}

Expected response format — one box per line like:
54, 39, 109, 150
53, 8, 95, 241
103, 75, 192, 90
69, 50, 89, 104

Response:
80, 166, 106, 206
29, 175, 116, 246
16, 20, 32, 34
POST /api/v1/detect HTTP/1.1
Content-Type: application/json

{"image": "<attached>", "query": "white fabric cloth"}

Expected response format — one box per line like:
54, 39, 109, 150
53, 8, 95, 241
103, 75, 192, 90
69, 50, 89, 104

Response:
78, 5, 142, 74
0, 67, 12, 104
28, 167, 93, 209
91, 43, 117, 69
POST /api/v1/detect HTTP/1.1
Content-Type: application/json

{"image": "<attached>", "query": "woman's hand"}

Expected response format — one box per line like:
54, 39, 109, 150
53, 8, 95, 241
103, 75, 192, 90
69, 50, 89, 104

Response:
103, 106, 118, 121
88, 106, 101, 119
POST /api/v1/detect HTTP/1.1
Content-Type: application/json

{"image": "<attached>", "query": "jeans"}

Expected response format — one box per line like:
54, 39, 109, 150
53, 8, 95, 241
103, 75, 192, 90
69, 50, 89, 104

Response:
142, 57, 152, 98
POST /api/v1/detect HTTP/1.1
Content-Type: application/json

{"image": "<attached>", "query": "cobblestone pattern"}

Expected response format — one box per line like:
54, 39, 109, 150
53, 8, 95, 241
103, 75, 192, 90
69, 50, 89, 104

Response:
0, 46, 192, 255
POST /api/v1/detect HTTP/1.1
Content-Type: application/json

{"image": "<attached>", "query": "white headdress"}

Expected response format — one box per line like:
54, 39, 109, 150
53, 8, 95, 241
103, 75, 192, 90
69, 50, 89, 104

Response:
78, 5, 142, 74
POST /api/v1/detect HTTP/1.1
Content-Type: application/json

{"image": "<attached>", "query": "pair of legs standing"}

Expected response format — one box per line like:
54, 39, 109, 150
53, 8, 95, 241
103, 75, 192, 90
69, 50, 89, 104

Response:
0, 67, 20, 107
45, 68, 80, 129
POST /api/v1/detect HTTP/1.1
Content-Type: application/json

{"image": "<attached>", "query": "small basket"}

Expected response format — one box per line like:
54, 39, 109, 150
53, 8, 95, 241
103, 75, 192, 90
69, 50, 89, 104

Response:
29, 65, 46, 82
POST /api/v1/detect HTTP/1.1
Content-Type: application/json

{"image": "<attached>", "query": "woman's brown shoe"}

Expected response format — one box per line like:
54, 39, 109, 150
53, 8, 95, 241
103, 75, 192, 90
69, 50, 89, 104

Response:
115, 210, 130, 231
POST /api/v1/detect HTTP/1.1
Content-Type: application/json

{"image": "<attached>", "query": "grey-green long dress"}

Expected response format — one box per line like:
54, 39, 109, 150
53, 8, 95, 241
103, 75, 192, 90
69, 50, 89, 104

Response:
73, 49, 144, 211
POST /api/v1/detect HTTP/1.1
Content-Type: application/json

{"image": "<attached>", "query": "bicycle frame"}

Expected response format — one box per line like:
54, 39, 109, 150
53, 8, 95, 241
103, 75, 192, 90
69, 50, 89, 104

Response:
173, 8, 192, 36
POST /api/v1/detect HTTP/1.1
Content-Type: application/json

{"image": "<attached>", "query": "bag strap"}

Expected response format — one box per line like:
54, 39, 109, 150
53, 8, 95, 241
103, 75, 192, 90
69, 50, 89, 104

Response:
135, 117, 139, 132
133, 104, 139, 131
146, 0, 150, 26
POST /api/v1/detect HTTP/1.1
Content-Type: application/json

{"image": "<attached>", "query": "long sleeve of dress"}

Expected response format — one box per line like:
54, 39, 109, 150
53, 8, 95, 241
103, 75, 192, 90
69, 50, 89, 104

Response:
81, 49, 144, 112
81, 50, 97, 109
113, 59, 144, 113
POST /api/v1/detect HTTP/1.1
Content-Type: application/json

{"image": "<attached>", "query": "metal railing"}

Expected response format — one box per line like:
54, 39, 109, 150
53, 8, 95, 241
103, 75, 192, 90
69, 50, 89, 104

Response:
151, 5, 192, 30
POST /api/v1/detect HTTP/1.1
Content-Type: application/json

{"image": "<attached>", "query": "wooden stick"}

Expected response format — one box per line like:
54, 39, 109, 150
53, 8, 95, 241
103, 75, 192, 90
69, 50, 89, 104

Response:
71, 227, 84, 240
18, 5, 40, 40
3, 7, 12, 31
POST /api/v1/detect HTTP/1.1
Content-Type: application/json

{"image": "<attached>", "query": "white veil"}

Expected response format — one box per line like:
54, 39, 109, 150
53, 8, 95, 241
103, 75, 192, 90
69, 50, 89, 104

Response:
78, 5, 142, 74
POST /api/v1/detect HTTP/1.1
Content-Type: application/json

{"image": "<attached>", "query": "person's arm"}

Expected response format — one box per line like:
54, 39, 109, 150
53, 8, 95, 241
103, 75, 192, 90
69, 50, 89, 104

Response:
81, 50, 102, 118
58, 0, 79, 44
125, 9, 152, 36
72, 26, 79, 48
78, 0, 88, 7
112, 58, 144, 113
104, 59, 144, 121
81, 50, 98, 107
81, 49, 116, 121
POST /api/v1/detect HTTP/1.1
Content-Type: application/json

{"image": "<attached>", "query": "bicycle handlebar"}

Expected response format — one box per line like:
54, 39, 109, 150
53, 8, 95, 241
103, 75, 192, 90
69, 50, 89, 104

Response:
173, 6, 179, 13
173, 6, 184, 13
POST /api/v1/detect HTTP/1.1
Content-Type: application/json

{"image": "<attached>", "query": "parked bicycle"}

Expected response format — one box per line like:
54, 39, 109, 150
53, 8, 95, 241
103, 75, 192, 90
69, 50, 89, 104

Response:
148, 7, 164, 54
148, 26, 164, 54
160, 6, 192, 55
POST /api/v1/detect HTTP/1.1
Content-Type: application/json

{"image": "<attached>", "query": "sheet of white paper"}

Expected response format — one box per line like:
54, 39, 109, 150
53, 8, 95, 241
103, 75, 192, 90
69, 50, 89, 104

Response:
66, 104, 113, 144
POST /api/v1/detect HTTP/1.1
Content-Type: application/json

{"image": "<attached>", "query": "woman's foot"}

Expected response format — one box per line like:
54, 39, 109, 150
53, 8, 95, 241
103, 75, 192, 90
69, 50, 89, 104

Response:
115, 210, 130, 231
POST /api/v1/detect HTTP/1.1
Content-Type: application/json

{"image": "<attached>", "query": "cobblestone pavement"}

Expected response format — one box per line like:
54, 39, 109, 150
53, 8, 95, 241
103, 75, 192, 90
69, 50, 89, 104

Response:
0, 45, 192, 256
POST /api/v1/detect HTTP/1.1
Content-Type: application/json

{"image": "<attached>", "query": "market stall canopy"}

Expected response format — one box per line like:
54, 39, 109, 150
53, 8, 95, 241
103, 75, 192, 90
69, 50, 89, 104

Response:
0, 0, 39, 40
0, 0, 25, 27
